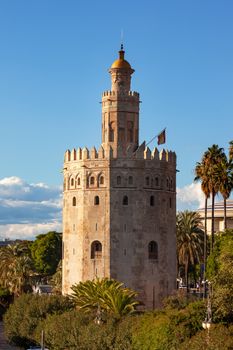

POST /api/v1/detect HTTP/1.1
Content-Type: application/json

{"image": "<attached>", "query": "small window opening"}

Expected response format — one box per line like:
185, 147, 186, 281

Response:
91, 241, 102, 259
128, 176, 133, 185
150, 195, 154, 206
123, 195, 128, 206
148, 241, 158, 260
72, 197, 76, 206
145, 176, 150, 186
71, 178, 74, 186
94, 196, 99, 205
117, 176, 121, 185
169, 197, 172, 208
90, 176, 95, 185
99, 176, 104, 185
77, 177, 81, 186
155, 177, 159, 186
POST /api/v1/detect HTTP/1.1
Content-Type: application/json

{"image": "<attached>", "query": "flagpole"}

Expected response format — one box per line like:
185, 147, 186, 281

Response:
145, 127, 166, 147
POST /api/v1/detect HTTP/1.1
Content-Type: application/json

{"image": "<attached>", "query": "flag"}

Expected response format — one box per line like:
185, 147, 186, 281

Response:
157, 129, 166, 145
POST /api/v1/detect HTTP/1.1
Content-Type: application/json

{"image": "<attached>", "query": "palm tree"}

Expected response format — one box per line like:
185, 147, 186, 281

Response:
176, 211, 204, 291
203, 144, 226, 249
0, 243, 33, 296
229, 140, 233, 161
71, 278, 139, 318
214, 158, 233, 230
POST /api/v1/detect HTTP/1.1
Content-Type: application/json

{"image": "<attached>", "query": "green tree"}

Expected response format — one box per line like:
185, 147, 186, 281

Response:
207, 229, 233, 322
229, 140, 233, 161
176, 211, 204, 289
71, 278, 139, 319
0, 243, 33, 296
4, 293, 73, 348
203, 144, 226, 249
30, 231, 62, 275
50, 260, 62, 294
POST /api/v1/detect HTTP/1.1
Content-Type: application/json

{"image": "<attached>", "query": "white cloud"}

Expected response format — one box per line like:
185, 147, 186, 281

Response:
177, 182, 205, 211
0, 176, 62, 239
0, 222, 62, 240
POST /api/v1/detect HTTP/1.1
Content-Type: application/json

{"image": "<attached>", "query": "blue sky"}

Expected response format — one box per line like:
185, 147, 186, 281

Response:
0, 0, 232, 238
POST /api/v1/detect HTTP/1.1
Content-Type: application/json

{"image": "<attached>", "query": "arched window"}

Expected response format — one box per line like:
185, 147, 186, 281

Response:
155, 177, 159, 186
90, 176, 95, 185
148, 241, 158, 260
151, 178, 154, 187
169, 197, 172, 208
77, 177, 81, 186
166, 178, 169, 188
109, 122, 114, 142
123, 195, 128, 206
150, 195, 154, 207
145, 176, 150, 186
99, 176, 104, 185
91, 241, 102, 259
117, 176, 121, 185
94, 196, 99, 205
127, 121, 134, 142
170, 179, 173, 190
71, 178, 74, 187
72, 197, 76, 206
128, 176, 133, 185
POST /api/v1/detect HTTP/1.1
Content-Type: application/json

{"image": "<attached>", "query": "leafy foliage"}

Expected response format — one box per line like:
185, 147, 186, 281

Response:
176, 211, 204, 287
30, 231, 62, 275
180, 324, 233, 350
207, 229, 233, 322
0, 243, 34, 296
71, 278, 139, 318
4, 293, 74, 347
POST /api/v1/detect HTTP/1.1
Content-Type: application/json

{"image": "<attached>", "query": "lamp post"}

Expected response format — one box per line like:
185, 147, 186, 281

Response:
202, 281, 212, 345
94, 303, 103, 325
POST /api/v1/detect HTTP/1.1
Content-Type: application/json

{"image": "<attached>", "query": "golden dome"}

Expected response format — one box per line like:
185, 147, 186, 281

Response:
111, 46, 132, 69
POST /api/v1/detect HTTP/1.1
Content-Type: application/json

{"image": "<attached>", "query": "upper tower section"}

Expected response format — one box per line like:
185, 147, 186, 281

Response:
109, 44, 134, 93
101, 46, 140, 157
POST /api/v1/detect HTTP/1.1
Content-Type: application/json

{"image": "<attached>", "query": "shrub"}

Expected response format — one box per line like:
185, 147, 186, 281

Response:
180, 324, 233, 350
4, 293, 73, 348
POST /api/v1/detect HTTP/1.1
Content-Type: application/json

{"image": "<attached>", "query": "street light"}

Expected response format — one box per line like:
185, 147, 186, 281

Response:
94, 303, 103, 325
202, 282, 212, 344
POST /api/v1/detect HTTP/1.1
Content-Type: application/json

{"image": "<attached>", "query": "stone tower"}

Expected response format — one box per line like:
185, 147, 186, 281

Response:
62, 46, 177, 308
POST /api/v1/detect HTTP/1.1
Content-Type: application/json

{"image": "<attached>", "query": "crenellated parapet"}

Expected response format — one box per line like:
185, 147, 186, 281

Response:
64, 143, 176, 164
102, 90, 139, 98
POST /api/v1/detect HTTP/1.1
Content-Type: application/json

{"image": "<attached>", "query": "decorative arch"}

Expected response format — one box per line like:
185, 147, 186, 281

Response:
76, 174, 81, 187
99, 175, 104, 185
70, 176, 75, 188
148, 241, 158, 260
91, 240, 102, 259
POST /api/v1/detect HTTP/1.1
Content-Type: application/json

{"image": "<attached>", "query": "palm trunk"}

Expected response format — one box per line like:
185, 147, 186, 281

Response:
185, 261, 189, 292
204, 196, 208, 297
211, 191, 215, 251
224, 197, 227, 230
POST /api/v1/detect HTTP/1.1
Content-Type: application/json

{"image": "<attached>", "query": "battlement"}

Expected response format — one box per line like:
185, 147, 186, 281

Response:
64, 144, 176, 164
102, 90, 139, 98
